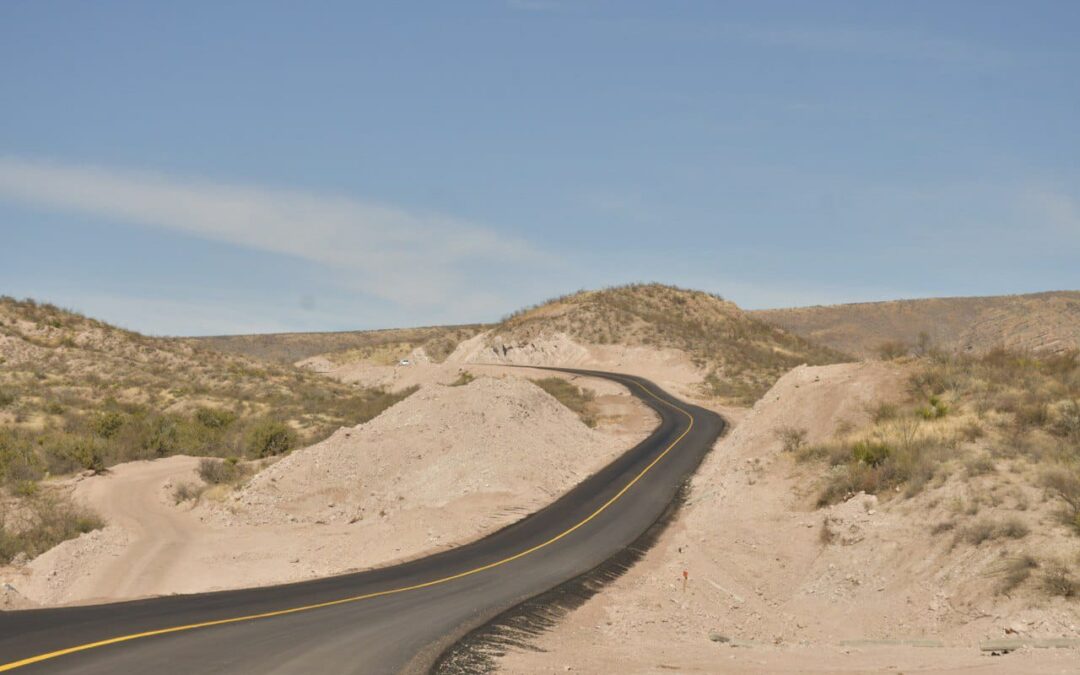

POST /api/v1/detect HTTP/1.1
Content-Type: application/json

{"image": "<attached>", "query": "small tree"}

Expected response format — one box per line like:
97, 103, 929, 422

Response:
247, 420, 296, 458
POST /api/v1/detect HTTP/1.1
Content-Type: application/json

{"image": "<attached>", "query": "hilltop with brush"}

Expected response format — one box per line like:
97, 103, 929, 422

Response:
752, 290, 1080, 358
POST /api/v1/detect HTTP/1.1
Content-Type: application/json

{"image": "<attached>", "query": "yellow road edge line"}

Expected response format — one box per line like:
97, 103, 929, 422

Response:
0, 376, 695, 672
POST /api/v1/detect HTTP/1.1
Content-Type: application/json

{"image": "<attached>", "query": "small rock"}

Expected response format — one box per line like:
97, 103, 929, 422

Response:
709, 632, 730, 643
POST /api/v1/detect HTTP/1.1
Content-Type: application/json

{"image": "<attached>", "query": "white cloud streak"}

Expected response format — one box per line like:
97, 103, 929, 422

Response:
0, 157, 547, 307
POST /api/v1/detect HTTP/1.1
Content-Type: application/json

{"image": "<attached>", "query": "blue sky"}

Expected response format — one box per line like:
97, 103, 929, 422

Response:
1, 1, 1077, 335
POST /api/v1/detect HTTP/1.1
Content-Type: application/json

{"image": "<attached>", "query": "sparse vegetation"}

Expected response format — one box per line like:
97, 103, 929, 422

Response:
0, 492, 104, 564
171, 482, 203, 504
531, 378, 598, 428
800, 348, 1080, 508
449, 371, 475, 387
993, 554, 1038, 595
775, 426, 808, 454
0, 296, 420, 562
1041, 561, 1078, 598
496, 284, 848, 405
957, 517, 1029, 546
197, 457, 245, 485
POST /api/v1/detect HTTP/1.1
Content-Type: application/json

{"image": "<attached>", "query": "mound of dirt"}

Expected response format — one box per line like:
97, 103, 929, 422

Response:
216, 376, 627, 528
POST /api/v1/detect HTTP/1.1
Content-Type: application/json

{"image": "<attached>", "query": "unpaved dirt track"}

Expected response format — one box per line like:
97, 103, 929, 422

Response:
0, 369, 725, 675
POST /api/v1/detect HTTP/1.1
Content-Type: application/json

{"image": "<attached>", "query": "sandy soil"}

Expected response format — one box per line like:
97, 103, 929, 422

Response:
497, 361, 1080, 673
0, 372, 656, 607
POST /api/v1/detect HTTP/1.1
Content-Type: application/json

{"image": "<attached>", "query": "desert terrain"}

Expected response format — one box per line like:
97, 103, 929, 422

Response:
3, 284, 1080, 673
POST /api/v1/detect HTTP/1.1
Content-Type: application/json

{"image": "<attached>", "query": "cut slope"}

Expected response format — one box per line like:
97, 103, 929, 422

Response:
752, 290, 1080, 358
456, 284, 848, 403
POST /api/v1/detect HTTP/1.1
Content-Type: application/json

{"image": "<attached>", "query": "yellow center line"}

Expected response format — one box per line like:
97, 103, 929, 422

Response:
0, 376, 695, 672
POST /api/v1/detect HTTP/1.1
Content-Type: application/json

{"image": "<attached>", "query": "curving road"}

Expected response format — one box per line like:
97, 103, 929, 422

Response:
0, 369, 725, 674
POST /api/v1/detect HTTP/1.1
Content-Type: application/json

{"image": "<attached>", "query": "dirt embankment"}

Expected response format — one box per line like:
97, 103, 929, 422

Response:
497, 361, 1080, 673
0, 373, 656, 607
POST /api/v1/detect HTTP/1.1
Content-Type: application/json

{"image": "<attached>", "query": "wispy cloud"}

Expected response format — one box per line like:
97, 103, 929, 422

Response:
0, 157, 549, 309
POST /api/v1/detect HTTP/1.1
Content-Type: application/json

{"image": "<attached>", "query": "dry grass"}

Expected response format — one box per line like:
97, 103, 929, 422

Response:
799, 348, 1080, 508
531, 378, 598, 428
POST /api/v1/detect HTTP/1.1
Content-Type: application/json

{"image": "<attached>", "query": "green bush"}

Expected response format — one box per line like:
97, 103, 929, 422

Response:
197, 457, 242, 484
90, 411, 125, 439
246, 419, 296, 458
852, 440, 892, 467
916, 395, 949, 420
195, 407, 236, 430
0, 388, 15, 408
141, 415, 181, 457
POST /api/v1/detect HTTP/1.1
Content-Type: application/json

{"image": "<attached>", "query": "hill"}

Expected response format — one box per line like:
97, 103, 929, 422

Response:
461, 284, 849, 403
184, 324, 486, 366
752, 290, 1080, 358
0, 297, 414, 489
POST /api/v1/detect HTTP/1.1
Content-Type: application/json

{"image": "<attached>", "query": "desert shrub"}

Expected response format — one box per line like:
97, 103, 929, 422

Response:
852, 440, 892, 467
1051, 400, 1080, 441
964, 455, 996, 477
958, 420, 985, 442
141, 415, 182, 457
45, 435, 106, 474
0, 430, 44, 483
0, 388, 14, 408
171, 482, 203, 504
775, 426, 808, 454
916, 395, 949, 420
0, 493, 104, 564
197, 457, 242, 484
1042, 467, 1080, 531
876, 341, 910, 361
1041, 561, 1078, 598
871, 402, 899, 424
999, 517, 1031, 539
930, 521, 956, 535
531, 378, 598, 428
994, 555, 1038, 595
195, 407, 236, 430
448, 371, 475, 387
246, 419, 296, 458
958, 517, 1030, 546
960, 519, 1000, 546
90, 411, 125, 439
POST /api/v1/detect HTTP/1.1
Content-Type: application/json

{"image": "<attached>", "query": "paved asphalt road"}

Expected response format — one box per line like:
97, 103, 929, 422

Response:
0, 368, 725, 674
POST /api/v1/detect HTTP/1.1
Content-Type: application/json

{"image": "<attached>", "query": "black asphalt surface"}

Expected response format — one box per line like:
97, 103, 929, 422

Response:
0, 368, 725, 674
